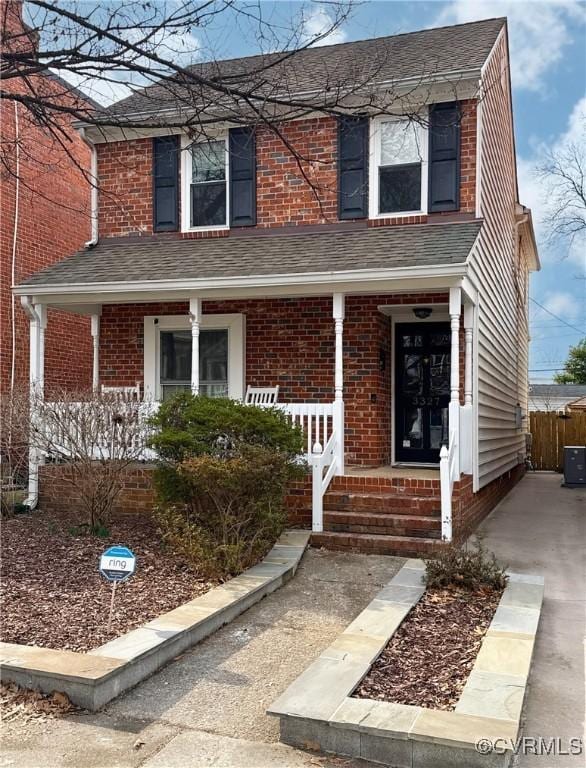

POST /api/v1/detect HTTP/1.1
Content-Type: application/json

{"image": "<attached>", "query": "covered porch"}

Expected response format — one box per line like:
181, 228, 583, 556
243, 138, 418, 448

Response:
14, 221, 483, 546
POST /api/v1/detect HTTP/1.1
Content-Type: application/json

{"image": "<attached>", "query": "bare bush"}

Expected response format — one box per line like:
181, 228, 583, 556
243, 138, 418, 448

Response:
2, 386, 151, 528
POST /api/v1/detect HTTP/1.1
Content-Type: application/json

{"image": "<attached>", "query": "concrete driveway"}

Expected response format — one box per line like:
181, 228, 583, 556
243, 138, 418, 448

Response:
475, 472, 586, 768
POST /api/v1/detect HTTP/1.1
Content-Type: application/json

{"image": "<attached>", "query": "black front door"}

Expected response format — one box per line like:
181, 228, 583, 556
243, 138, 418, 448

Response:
395, 323, 451, 464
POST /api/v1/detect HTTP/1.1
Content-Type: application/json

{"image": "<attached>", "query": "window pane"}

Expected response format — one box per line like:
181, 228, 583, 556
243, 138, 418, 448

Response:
200, 330, 228, 397
191, 182, 226, 227
429, 407, 449, 449
380, 120, 420, 165
191, 141, 225, 183
160, 329, 229, 399
379, 164, 421, 213
403, 407, 423, 449
160, 330, 191, 383
429, 353, 450, 396
402, 353, 423, 395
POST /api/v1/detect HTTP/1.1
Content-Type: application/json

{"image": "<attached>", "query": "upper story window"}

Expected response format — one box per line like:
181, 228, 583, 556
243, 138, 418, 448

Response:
190, 140, 227, 227
369, 116, 428, 218
182, 137, 229, 230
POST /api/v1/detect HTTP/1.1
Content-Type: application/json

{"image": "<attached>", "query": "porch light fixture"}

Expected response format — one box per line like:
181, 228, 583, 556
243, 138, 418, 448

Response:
413, 307, 433, 319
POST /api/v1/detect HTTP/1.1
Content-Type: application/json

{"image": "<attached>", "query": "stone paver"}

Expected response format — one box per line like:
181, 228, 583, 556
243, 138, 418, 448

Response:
3, 548, 402, 767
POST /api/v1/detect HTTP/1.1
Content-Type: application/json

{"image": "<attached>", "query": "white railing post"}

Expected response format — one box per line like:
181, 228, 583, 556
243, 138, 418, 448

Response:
189, 297, 201, 396
464, 306, 473, 407
91, 314, 100, 391
449, 287, 461, 478
333, 293, 345, 475
440, 445, 452, 542
312, 441, 324, 532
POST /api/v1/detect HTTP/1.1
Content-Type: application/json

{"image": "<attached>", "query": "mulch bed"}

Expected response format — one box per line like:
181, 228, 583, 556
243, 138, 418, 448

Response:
0, 511, 214, 652
353, 586, 503, 710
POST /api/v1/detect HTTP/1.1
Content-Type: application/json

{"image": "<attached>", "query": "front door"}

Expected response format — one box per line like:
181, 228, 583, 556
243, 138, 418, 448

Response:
395, 323, 451, 464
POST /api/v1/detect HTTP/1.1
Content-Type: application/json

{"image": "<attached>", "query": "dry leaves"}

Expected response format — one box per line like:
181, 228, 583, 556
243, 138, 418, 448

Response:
1, 512, 214, 652
354, 586, 503, 710
1, 683, 74, 724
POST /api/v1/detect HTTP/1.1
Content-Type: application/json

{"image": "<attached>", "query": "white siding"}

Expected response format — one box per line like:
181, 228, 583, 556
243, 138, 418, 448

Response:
469, 29, 532, 489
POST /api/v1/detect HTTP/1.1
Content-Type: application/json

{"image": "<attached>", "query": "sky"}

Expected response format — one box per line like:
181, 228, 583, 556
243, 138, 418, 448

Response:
42, 1, 586, 381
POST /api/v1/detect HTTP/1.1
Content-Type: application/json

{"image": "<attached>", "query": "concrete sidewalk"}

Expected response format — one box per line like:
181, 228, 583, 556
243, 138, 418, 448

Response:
475, 472, 586, 768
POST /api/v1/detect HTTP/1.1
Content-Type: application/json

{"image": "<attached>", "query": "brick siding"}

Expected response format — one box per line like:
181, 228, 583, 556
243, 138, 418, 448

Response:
0, 1, 92, 393
95, 102, 477, 237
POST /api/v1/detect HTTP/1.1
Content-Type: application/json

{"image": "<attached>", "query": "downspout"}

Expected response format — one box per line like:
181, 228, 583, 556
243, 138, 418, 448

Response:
79, 127, 98, 248
21, 296, 42, 510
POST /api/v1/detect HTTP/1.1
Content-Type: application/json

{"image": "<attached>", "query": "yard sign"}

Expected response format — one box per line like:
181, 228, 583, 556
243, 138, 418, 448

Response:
99, 546, 136, 583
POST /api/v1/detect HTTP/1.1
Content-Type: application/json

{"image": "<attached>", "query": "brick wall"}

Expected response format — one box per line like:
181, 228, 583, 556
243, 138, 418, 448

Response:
99, 292, 455, 466
0, 1, 92, 393
95, 101, 477, 237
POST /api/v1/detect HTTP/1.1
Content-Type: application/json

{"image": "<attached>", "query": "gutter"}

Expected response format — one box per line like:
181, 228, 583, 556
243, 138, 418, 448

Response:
20, 297, 41, 510
79, 127, 98, 248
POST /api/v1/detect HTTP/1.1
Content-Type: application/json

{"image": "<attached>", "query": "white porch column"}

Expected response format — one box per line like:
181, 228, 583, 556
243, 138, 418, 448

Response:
464, 303, 473, 406
91, 314, 100, 391
37, 304, 47, 394
448, 287, 461, 477
333, 293, 345, 474
189, 297, 201, 395
20, 296, 45, 509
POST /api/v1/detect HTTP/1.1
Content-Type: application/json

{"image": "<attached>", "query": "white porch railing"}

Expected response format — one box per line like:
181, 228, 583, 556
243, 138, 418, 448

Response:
439, 403, 460, 542
273, 402, 334, 461
310, 431, 338, 533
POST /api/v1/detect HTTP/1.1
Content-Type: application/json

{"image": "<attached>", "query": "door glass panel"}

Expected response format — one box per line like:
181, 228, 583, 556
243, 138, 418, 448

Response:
402, 353, 423, 395
403, 407, 423, 449
429, 353, 450, 395
429, 407, 449, 449
401, 334, 423, 348
430, 332, 450, 347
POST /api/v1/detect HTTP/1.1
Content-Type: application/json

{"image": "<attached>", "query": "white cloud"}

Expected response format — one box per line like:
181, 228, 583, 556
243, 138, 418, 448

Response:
437, 1, 585, 92
518, 94, 586, 267
542, 290, 581, 319
303, 7, 348, 47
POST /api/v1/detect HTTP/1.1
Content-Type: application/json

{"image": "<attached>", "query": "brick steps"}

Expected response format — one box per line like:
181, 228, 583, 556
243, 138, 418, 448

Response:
323, 510, 442, 539
311, 531, 443, 557
323, 490, 441, 516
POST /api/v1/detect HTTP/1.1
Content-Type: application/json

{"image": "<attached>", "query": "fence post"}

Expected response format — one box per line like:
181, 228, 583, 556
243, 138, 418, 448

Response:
311, 441, 323, 533
440, 445, 452, 542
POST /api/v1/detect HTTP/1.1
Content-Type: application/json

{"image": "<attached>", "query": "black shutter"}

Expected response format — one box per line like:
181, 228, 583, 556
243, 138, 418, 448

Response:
153, 136, 179, 231
229, 127, 256, 227
428, 102, 461, 213
338, 116, 368, 219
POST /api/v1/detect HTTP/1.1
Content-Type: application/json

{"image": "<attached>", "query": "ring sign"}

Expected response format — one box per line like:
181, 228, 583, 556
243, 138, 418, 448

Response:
99, 546, 136, 583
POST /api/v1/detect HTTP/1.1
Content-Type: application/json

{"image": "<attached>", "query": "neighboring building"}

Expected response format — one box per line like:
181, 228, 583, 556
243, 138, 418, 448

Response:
529, 384, 586, 413
14, 18, 540, 552
0, 1, 92, 395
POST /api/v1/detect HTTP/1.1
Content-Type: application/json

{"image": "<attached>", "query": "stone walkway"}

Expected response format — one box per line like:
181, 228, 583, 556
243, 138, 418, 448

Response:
475, 472, 586, 768
2, 548, 403, 768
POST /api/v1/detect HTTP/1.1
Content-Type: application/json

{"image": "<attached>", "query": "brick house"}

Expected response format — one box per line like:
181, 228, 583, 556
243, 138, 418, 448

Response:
14, 18, 539, 554
1, 1, 93, 395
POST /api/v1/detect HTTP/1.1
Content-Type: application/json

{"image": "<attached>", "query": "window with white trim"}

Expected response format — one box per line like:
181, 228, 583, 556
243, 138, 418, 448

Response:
186, 139, 228, 229
143, 314, 245, 401
370, 117, 427, 217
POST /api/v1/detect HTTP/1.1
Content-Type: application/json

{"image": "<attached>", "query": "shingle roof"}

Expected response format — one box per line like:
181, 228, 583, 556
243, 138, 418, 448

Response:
16, 221, 481, 291
105, 18, 505, 121
530, 384, 586, 398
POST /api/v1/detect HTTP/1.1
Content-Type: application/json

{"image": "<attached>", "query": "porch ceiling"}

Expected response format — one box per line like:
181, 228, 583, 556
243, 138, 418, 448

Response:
15, 221, 481, 296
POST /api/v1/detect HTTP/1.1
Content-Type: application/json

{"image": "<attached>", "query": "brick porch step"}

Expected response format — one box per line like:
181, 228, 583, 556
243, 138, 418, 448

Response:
323, 490, 441, 516
323, 510, 442, 539
311, 531, 443, 557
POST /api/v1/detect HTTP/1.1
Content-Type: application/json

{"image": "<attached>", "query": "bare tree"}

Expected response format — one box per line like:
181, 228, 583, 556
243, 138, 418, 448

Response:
1, 0, 467, 206
538, 124, 586, 250
2, 386, 151, 527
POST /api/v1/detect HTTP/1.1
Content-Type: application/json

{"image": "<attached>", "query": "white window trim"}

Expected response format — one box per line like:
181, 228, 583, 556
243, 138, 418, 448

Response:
368, 113, 429, 220
180, 134, 230, 233
143, 313, 245, 401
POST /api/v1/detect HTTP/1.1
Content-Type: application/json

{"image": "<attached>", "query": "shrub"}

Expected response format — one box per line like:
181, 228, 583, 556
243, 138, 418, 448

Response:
151, 395, 305, 579
425, 537, 508, 592
149, 392, 303, 462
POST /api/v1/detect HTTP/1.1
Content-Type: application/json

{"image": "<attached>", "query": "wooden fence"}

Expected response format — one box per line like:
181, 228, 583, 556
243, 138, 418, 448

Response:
529, 411, 586, 471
